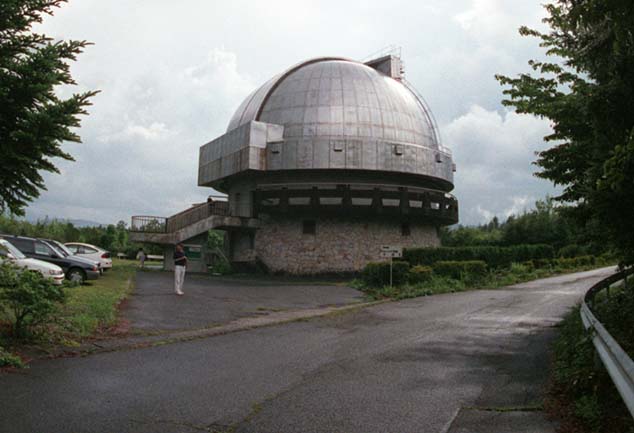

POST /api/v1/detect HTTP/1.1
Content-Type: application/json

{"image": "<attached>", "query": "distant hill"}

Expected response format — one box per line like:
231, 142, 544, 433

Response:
26, 216, 107, 228
65, 219, 107, 228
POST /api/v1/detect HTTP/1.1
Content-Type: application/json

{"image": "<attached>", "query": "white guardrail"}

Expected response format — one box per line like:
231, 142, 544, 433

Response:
580, 268, 634, 418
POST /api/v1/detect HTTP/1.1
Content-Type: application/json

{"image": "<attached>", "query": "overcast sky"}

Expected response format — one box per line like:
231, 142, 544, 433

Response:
26, 0, 558, 226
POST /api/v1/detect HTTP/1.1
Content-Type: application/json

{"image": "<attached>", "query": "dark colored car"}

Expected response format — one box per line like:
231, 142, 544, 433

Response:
0, 235, 100, 283
43, 239, 103, 275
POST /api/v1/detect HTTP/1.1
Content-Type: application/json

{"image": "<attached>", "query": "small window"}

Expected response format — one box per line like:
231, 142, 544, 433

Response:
9, 238, 32, 253
401, 222, 411, 236
35, 241, 54, 256
302, 220, 316, 235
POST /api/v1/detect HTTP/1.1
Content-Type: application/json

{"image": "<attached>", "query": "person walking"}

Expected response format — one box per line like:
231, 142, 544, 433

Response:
136, 248, 146, 269
173, 244, 187, 296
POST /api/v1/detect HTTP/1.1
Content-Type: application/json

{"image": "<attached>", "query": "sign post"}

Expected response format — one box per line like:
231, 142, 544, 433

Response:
380, 245, 403, 288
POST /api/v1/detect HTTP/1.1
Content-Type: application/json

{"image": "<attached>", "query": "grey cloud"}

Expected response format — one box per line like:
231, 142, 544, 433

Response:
26, 0, 556, 226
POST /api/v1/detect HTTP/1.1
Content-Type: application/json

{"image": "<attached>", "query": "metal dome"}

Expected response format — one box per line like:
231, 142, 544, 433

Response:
227, 57, 440, 149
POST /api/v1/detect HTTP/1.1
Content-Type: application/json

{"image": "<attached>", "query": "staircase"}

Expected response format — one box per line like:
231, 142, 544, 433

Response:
130, 201, 260, 245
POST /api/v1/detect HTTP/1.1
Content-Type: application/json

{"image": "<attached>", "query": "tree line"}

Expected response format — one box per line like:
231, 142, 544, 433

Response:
440, 198, 603, 257
0, 215, 161, 257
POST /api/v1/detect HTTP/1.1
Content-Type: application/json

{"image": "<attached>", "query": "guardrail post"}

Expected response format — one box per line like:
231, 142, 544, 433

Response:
581, 267, 634, 419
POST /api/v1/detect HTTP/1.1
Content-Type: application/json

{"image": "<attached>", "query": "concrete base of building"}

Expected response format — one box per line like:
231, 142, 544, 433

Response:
230, 216, 440, 275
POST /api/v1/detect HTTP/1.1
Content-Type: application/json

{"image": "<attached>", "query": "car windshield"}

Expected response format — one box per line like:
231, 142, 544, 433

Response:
52, 241, 73, 257
45, 242, 66, 258
0, 239, 26, 260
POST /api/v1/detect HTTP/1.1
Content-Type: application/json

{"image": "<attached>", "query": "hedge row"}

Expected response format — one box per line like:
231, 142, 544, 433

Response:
403, 244, 555, 268
361, 261, 411, 287
361, 260, 485, 287
432, 260, 487, 280
531, 255, 599, 269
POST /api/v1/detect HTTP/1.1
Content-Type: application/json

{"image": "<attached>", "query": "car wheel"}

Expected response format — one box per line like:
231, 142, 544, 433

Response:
67, 268, 86, 284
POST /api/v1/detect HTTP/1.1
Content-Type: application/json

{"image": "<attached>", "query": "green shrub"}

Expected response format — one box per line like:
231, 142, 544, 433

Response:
520, 260, 535, 272
509, 262, 532, 275
361, 261, 410, 287
408, 265, 433, 284
403, 245, 554, 268
573, 255, 596, 267
0, 346, 25, 368
554, 257, 577, 269
432, 260, 487, 280
558, 244, 589, 258
210, 258, 232, 275
0, 262, 66, 338
532, 258, 553, 269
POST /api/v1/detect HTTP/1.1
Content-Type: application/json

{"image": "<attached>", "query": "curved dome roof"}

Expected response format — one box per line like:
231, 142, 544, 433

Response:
227, 57, 439, 149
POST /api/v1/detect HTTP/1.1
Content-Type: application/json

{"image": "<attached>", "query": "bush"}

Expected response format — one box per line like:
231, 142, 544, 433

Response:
554, 257, 577, 269
404, 244, 554, 268
558, 244, 589, 258
408, 265, 433, 284
0, 262, 66, 338
532, 258, 553, 269
510, 262, 532, 275
361, 261, 410, 287
574, 255, 595, 267
0, 346, 25, 368
432, 260, 487, 280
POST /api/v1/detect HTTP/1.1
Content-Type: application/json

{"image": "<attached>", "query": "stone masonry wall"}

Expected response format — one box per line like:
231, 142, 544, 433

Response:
253, 216, 439, 274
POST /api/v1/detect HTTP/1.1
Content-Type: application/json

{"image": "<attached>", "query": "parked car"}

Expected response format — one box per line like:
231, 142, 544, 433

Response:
0, 235, 100, 284
65, 242, 113, 271
43, 239, 103, 275
0, 239, 65, 285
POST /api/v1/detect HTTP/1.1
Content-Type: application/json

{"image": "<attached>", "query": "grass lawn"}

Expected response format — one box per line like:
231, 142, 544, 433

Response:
0, 259, 138, 365
61, 258, 137, 339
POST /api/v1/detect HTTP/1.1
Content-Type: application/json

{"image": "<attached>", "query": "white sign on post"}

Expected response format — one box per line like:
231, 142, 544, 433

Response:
380, 245, 402, 258
380, 245, 403, 287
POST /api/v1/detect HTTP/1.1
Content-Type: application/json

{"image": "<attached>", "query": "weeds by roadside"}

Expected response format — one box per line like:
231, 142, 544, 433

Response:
0, 259, 136, 366
356, 260, 611, 301
547, 304, 634, 433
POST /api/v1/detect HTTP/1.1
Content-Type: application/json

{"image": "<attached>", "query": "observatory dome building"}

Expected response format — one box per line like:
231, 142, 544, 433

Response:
131, 54, 458, 274
197, 55, 458, 273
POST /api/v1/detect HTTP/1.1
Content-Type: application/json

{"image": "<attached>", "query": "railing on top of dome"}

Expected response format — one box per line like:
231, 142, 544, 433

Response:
360, 45, 402, 63
401, 78, 444, 153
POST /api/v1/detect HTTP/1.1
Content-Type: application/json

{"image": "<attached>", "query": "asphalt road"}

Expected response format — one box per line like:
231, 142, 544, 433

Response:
125, 272, 364, 331
0, 267, 615, 433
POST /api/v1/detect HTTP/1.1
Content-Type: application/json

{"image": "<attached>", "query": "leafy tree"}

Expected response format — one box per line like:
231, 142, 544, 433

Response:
496, 1, 634, 264
0, 0, 97, 215
501, 198, 576, 250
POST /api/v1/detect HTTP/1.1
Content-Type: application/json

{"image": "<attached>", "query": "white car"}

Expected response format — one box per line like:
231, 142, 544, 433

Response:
0, 239, 65, 285
64, 242, 113, 271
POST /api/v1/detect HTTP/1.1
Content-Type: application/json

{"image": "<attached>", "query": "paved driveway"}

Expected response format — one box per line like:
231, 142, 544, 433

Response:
0, 267, 617, 433
124, 272, 365, 331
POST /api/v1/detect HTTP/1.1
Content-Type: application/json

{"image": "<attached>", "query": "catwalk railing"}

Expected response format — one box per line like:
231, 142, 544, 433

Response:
580, 267, 634, 418
131, 201, 229, 234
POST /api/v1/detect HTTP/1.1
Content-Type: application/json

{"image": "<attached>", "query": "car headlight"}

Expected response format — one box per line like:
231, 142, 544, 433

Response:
49, 269, 63, 275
